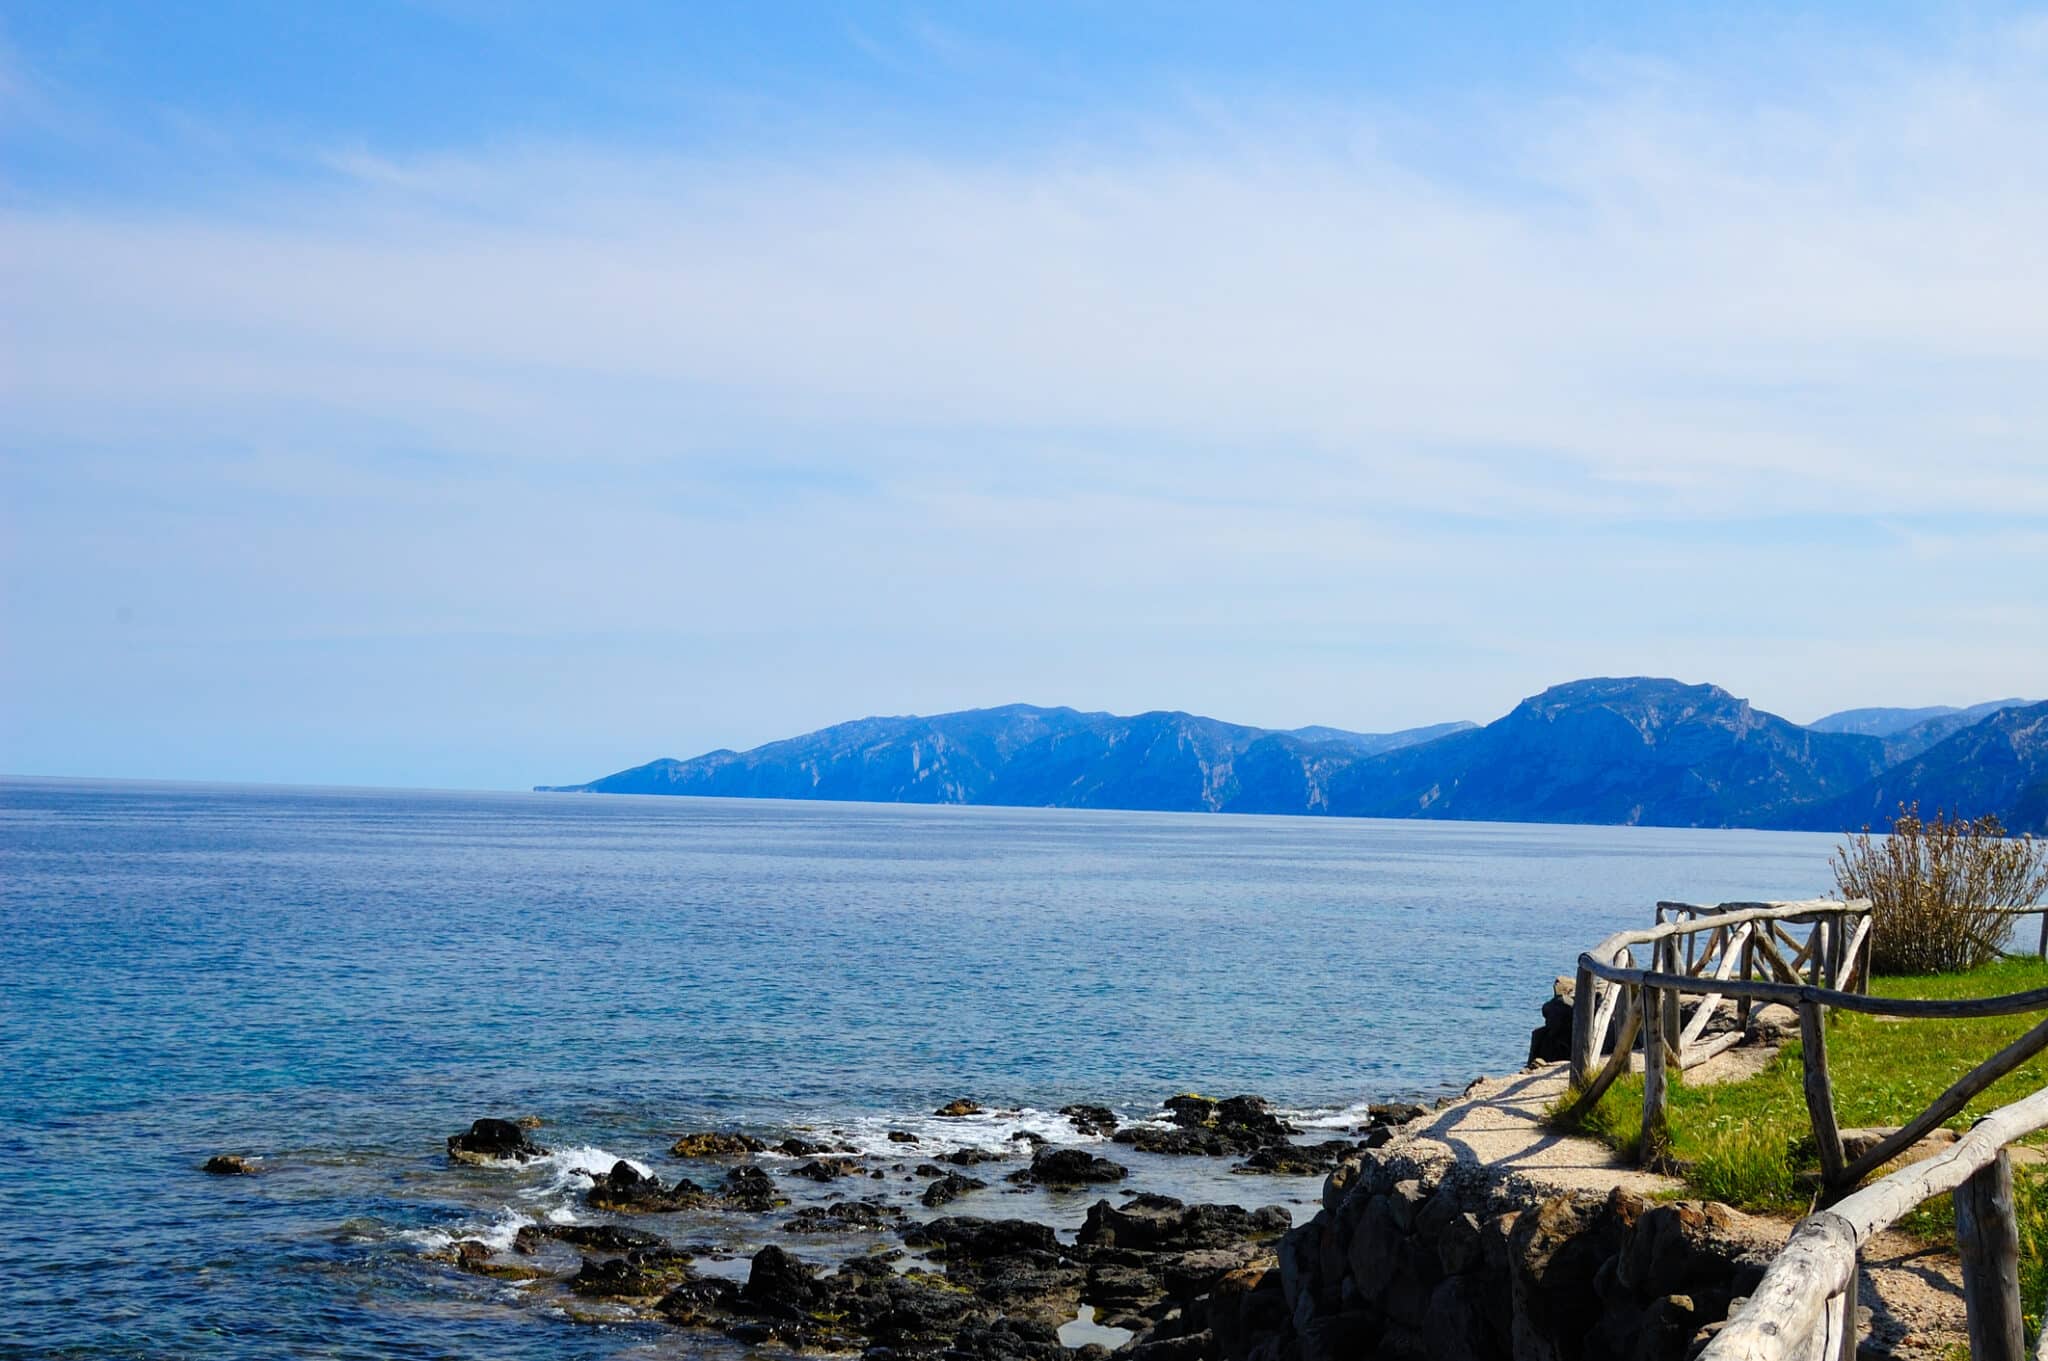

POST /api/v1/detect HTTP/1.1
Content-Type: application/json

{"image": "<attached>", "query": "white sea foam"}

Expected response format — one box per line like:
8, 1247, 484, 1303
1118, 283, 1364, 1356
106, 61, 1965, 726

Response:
1288, 1101, 1377, 1131
533, 1144, 651, 1188
799, 1106, 1112, 1159
403, 1206, 534, 1254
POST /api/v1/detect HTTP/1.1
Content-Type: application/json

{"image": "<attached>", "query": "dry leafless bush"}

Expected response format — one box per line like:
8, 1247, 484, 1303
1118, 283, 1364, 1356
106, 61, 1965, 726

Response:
1832, 803, 2048, 975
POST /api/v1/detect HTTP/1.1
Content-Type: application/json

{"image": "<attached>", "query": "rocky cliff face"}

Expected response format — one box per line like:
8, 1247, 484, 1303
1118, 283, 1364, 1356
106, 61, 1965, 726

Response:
1204, 1143, 1779, 1361
1783, 700, 2048, 834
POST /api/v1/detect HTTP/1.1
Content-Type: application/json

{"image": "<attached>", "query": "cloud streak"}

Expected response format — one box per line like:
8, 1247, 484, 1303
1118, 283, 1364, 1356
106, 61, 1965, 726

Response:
3, 15, 2046, 784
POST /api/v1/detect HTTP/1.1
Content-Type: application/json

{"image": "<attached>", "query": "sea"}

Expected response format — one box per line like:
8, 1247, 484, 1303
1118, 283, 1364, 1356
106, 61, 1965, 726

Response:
0, 777, 1846, 1358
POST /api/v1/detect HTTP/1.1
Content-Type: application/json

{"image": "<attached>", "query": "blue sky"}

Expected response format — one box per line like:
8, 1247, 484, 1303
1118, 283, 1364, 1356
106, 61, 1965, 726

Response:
3, 2, 2046, 789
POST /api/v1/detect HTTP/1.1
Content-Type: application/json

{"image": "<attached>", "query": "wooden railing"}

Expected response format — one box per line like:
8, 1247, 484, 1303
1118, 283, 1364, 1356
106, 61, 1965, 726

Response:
1563, 900, 2048, 1191
1561, 899, 1874, 1163
1561, 898, 2048, 1360
1701, 1087, 2048, 1361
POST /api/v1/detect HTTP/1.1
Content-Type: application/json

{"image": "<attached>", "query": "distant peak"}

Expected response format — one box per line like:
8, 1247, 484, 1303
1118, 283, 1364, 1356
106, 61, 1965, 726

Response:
1519, 677, 1733, 710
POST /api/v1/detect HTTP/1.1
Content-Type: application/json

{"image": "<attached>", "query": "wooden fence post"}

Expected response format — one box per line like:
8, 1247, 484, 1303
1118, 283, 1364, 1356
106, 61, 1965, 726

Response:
1799, 999, 1847, 1191
1955, 1147, 2024, 1361
1736, 929, 1755, 1032
1658, 936, 1681, 1062
1571, 958, 1598, 1088
1642, 980, 1670, 1165
1834, 1269, 1859, 1361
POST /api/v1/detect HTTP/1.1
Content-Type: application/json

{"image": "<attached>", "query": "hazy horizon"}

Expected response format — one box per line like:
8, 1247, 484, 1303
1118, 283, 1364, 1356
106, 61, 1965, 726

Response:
5, 3, 2046, 788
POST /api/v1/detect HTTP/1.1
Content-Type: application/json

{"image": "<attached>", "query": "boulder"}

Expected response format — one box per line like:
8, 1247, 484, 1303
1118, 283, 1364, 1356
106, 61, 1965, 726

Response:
788, 1156, 863, 1182
720, 1164, 786, 1211
787, 1200, 899, 1233
923, 1171, 988, 1207
1113, 1126, 1228, 1156
655, 1276, 740, 1326
1062, 1104, 1120, 1136
1078, 1194, 1290, 1253
668, 1131, 766, 1159
568, 1245, 697, 1298
941, 1146, 1008, 1166
739, 1244, 818, 1319
201, 1154, 258, 1176
446, 1117, 548, 1165
443, 1238, 547, 1281
1019, 1147, 1129, 1186
904, 1216, 1060, 1259
513, 1221, 664, 1254
1233, 1140, 1357, 1176
585, 1160, 713, 1213
1528, 979, 1576, 1065
1086, 1262, 1163, 1308
936, 1099, 985, 1117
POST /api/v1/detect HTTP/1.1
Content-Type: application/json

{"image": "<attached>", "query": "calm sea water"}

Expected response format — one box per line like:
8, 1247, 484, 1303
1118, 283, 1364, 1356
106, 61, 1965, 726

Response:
0, 778, 1844, 1358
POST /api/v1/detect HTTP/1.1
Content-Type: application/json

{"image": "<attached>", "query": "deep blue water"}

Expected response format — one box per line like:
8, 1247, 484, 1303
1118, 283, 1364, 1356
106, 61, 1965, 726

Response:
0, 778, 1844, 1358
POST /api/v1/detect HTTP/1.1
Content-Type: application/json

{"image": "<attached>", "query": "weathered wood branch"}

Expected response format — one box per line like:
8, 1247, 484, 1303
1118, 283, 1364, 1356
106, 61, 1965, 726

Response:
1677, 1029, 1744, 1071
1679, 923, 1751, 1050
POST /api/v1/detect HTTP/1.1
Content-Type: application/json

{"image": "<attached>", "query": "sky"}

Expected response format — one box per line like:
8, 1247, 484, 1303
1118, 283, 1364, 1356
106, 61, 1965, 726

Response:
3, 2, 2046, 790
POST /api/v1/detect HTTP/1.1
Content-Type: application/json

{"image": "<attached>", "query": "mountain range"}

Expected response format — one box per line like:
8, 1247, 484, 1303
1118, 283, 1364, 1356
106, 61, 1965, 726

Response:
540, 679, 2047, 833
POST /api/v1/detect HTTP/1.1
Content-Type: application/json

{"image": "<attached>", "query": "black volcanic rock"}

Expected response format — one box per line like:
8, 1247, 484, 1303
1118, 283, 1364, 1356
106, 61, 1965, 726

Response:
1014, 1148, 1128, 1185
446, 1118, 547, 1165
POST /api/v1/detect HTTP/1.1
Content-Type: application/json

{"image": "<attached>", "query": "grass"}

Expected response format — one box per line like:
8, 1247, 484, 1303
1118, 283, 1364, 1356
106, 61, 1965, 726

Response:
1556, 956, 2048, 1334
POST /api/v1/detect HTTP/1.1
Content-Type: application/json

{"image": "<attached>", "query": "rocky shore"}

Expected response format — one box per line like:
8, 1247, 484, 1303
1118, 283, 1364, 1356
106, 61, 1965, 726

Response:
384, 1060, 1815, 1361
413, 1095, 1411, 1359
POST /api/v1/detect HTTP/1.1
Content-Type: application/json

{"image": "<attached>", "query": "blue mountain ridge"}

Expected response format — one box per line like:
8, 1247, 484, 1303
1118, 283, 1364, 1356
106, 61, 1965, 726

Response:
540, 680, 2046, 832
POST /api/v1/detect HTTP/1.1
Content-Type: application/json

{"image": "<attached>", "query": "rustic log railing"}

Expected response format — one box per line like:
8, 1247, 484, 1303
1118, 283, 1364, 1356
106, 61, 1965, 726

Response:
1700, 1086, 2048, 1361
1562, 899, 1876, 1156
1560, 898, 2048, 1361
1563, 899, 2048, 1190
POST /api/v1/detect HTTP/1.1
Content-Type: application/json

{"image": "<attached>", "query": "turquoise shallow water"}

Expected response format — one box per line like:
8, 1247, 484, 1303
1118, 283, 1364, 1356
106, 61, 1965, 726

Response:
0, 778, 1841, 1357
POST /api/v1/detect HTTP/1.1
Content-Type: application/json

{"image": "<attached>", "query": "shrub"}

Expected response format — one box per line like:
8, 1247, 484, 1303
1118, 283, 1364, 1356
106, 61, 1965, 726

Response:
1832, 804, 2048, 975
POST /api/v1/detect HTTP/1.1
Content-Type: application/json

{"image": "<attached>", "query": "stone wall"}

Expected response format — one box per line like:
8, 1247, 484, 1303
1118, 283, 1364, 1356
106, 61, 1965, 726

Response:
1197, 1145, 1779, 1361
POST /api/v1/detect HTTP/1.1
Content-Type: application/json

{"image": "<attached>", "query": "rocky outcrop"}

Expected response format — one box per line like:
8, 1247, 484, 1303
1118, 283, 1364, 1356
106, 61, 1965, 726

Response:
668, 1131, 766, 1158
585, 1161, 714, 1213
1115, 1094, 1303, 1158
568, 1245, 699, 1299
789, 1156, 865, 1181
936, 1099, 985, 1117
1063, 1103, 1120, 1136
202, 1154, 258, 1175
923, 1171, 988, 1207
1219, 1144, 1778, 1361
1013, 1147, 1129, 1185
446, 1117, 548, 1165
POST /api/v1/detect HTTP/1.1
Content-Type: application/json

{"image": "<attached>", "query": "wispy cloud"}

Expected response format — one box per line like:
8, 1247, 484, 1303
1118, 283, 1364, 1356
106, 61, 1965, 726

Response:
2, 14, 2045, 783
